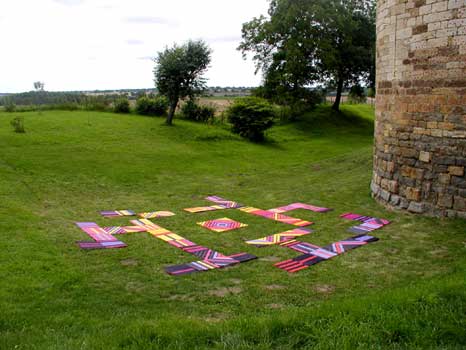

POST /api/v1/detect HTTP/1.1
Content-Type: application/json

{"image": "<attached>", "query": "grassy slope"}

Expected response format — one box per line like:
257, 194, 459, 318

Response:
0, 105, 465, 349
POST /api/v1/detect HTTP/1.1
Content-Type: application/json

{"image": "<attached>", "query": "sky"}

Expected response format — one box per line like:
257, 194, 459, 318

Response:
0, 0, 270, 93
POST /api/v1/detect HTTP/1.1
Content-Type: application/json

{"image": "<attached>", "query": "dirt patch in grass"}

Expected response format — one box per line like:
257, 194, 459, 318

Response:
208, 287, 242, 297
168, 294, 195, 302
259, 256, 281, 262
120, 259, 139, 266
313, 284, 336, 294
264, 284, 286, 290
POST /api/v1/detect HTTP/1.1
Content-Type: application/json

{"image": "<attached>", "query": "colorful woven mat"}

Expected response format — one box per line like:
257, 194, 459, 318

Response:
197, 218, 248, 233
275, 234, 379, 273
205, 196, 244, 209
239, 207, 312, 227
268, 203, 333, 213
77, 241, 127, 249
100, 210, 135, 217
340, 213, 390, 234
75, 222, 127, 250
184, 205, 227, 213
138, 211, 175, 219
165, 253, 257, 276
245, 228, 313, 247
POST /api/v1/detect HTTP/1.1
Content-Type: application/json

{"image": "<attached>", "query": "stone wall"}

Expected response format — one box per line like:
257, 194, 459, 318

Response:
372, 0, 466, 217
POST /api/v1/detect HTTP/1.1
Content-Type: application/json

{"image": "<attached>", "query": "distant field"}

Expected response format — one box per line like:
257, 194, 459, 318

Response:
0, 105, 465, 349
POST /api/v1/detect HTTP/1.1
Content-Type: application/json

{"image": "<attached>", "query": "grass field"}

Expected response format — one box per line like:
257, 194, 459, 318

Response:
1, 105, 465, 349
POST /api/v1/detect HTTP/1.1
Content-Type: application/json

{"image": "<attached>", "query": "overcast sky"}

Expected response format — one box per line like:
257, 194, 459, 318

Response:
0, 0, 269, 93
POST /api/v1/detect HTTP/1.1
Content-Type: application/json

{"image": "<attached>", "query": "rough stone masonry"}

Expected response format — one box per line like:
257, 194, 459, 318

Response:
372, 0, 466, 217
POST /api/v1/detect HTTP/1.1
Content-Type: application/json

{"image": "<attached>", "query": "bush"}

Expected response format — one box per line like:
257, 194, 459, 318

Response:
114, 97, 130, 114
4, 100, 16, 112
348, 84, 367, 104
135, 96, 168, 116
226, 97, 274, 142
10, 117, 25, 133
83, 96, 111, 112
181, 99, 216, 123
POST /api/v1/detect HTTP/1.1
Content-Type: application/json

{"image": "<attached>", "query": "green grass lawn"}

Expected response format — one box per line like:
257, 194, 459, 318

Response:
0, 105, 465, 349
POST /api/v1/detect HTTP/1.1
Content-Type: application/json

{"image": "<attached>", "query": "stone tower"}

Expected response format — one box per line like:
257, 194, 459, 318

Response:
372, 0, 466, 217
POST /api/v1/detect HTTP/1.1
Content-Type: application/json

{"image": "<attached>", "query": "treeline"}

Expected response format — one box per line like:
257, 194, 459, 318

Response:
0, 91, 125, 108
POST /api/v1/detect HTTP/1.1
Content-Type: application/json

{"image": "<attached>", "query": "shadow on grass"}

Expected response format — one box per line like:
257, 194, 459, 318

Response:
290, 104, 375, 137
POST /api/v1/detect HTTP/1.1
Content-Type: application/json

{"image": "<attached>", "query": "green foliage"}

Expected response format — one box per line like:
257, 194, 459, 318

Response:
83, 96, 111, 112
4, 100, 16, 112
10, 116, 25, 133
226, 97, 274, 141
367, 87, 376, 98
348, 84, 367, 104
135, 95, 168, 116
239, 0, 376, 111
154, 40, 212, 125
180, 99, 216, 123
113, 97, 131, 114
0, 91, 86, 106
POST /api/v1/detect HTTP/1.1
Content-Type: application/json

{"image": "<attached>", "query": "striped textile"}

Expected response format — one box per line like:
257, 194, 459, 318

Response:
275, 234, 379, 273
239, 207, 312, 227
268, 203, 333, 214
245, 228, 313, 247
197, 218, 248, 233
100, 210, 135, 217
340, 213, 390, 234
138, 211, 175, 219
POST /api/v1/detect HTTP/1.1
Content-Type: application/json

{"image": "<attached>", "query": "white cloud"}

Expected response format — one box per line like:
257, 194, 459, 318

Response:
124, 16, 176, 26
0, 0, 269, 92
53, 0, 85, 6
127, 39, 145, 46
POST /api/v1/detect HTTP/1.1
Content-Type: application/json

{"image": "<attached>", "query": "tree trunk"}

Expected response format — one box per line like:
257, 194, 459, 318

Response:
332, 77, 344, 112
166, 98, 178, 126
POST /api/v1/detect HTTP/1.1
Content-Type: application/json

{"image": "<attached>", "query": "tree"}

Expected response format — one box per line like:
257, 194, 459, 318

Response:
153, 40, 212, 125
239, 0, 376, 111
33, 81, 45, 91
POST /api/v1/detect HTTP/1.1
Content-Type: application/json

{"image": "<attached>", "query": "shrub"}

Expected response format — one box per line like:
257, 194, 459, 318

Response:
4, 100, 16, 112
10, 117, 25, 133
114, 97, 131, 113
83, 96, 111, 112
180, 99, 216, 123
348, 84, 367, 104
226, 97, 274, 142
135, 96, 168, 116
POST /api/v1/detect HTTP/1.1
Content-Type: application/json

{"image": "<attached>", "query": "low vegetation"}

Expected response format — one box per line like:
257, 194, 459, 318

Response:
180, 99, 216, 123
226, 96, 275, 141
135, 95, 169, 116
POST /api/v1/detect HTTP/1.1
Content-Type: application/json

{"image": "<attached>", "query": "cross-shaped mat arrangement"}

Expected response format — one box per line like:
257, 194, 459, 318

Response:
74, 196, 390, 275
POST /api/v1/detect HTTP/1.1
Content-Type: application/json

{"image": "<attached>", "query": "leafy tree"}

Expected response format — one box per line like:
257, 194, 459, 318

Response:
33, 81, 45, 91
239, 0, 376, 111
153, 40, 212, 125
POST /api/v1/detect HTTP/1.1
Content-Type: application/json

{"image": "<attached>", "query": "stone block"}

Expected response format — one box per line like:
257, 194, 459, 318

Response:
438, 173, 451, 185
453, 196, 466, 211
419, 151, 430, 163
438, 193, 453, 208
405, 187, 422, 201
448, 166, 465, 176
408, 201, 426, 213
